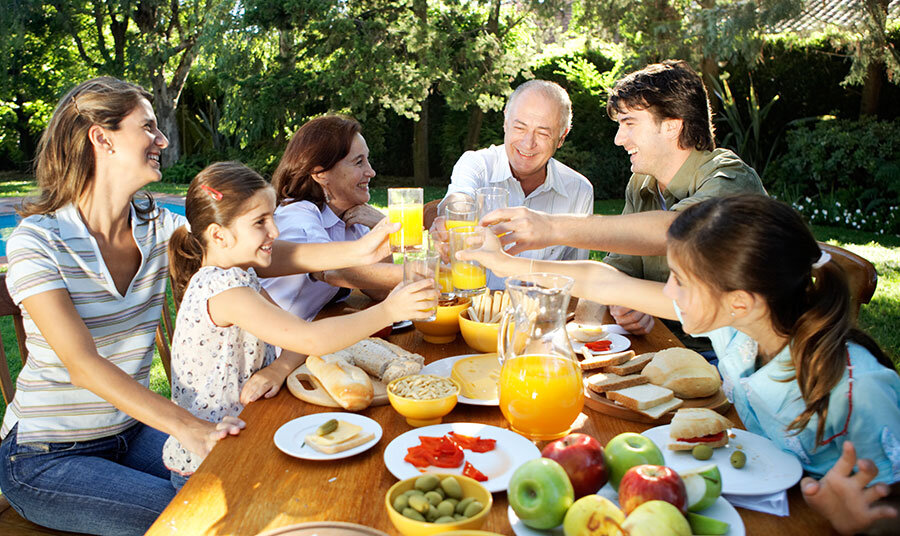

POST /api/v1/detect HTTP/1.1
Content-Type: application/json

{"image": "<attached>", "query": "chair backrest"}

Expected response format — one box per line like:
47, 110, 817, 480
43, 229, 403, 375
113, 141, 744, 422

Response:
818, 242, 878, 319
423, 199, 441, 232
155, 290, 174, 384
0, 274, 28, 406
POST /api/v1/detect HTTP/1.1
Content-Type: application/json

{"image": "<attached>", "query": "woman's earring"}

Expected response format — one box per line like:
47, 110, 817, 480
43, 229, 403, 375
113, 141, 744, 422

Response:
323, 189, 331, 203
730, 311, 735, 317
108, 148, 114, 155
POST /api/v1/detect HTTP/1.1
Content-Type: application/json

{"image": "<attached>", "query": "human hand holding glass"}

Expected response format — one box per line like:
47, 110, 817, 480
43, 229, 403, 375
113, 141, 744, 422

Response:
388, 188, 424, 252
403, 250, 440, 321
449, 226, 487, 296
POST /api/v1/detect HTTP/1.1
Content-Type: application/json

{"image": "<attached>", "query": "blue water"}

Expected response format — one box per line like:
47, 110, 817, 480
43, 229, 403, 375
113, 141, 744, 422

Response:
0, 202, 184, 258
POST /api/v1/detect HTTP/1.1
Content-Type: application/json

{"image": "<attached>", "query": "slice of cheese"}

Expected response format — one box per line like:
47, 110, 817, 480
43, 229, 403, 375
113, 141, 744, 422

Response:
451, 354, 501, 400
305, 420, 365, 454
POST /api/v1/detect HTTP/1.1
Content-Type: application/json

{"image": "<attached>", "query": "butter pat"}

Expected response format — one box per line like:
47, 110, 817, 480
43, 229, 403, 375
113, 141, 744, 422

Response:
451, 354, 501, 400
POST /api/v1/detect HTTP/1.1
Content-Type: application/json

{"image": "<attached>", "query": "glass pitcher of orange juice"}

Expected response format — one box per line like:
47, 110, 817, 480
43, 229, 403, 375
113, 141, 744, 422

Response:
498, 273, 583, 440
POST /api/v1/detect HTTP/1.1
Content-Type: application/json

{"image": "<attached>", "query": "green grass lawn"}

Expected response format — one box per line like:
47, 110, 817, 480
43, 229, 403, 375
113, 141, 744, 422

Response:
0, 186, 897, 423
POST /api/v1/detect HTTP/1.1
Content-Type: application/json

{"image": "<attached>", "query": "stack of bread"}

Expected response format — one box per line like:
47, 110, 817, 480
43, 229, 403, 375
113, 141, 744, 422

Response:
584, 346, 722, 420
296, 338, 425, 411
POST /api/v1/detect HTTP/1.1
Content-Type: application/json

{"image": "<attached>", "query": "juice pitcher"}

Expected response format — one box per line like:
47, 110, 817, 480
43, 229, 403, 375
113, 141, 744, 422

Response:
498, 273, 584, 440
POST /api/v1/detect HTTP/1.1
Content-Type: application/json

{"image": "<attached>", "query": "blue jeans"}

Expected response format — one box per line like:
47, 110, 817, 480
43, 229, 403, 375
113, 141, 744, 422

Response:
0, 422, 175, 535
170, 470, 189, 491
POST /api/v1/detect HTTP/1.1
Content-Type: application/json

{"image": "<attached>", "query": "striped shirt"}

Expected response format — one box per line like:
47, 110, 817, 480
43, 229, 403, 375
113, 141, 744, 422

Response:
2, 201, 185, 443
446, 144, 594, 289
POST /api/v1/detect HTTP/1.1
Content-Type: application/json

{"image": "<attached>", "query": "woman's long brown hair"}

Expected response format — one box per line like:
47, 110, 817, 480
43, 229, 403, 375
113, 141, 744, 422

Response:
270, 115, 361, 207
22, 77, 157, 219
169, 162, 272, 304
667, 194, 890, 446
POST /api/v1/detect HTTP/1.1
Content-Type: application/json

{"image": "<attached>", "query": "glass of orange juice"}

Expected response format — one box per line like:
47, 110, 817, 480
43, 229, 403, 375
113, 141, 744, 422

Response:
475, 187, 508, 221
445, 200, 477, 232
403, 250, 440, 321
498, 273, 582, 440
388, 188, 424, 252
448, 226, 486, 297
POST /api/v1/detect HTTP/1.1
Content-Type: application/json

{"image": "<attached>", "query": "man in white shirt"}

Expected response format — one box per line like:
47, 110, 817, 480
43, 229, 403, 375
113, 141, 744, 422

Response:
431, 79, 594, 289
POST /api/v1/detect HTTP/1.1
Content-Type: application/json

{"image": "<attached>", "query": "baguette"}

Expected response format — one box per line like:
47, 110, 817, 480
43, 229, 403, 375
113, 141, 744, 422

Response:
579, 349, 635, 371
585, 371, 648, 393
305, 355, 374, 411
606, 353, 654, 375
606, 383, 674, 410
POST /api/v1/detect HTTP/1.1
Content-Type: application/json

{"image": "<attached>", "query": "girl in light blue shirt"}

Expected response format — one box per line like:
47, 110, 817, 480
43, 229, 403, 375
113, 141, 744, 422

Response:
462, 194, 899, 534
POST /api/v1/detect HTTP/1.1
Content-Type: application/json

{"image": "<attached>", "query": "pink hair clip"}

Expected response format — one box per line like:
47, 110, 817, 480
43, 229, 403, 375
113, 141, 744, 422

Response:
200, 184, 223, 201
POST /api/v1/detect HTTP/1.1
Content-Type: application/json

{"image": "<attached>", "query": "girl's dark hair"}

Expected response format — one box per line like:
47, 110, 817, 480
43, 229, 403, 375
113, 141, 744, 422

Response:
607, 60, 715, 152
271, 115, 361, 207
667, 194, 890, 446
23, 77, 158, 218
169, 161, 272, 304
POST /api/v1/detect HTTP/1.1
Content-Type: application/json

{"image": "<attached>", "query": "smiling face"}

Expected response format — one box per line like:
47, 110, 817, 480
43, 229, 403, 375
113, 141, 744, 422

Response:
503, 89, 566, 185
662, 248, 731, 334
105, 98, 168, 187
224, 188, 279, 270
613, 106, 680, 180
314, 133, 375, 215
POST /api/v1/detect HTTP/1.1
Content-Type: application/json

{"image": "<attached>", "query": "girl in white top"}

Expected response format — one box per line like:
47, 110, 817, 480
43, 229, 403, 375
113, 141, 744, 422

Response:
459, 194, 899, 535
164, 162, 436, 487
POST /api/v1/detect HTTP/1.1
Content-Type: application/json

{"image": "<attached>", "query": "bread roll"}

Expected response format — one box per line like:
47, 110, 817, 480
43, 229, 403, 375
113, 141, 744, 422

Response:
306, 355, 374, 411
641, 347, 721, 398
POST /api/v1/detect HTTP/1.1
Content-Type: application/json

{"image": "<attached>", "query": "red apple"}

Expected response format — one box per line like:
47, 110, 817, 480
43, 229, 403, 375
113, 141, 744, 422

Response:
541, 432, 608, 498
618, 464, 687, 515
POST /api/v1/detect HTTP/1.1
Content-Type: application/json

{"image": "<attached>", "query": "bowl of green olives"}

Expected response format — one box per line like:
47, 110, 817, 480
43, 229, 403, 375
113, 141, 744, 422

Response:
385, 473, 492, 536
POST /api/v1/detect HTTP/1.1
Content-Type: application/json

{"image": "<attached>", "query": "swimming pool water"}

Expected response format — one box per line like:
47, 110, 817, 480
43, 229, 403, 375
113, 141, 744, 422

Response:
0, 202, 184, 258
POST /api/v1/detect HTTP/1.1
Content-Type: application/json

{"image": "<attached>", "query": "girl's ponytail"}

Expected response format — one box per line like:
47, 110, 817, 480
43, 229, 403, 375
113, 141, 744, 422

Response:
168, 225, 204, 305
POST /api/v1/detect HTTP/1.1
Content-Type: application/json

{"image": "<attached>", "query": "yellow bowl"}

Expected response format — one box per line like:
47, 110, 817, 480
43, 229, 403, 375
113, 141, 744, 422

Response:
387, 375, 460, 427
458, 310, 500, 353
385, 473, 492, 536
413, 299, 471, 344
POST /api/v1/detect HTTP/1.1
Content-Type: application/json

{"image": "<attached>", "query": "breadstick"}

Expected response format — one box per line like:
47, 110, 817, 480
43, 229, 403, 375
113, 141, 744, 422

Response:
479, 290, 491, 322
467, 306, 478, 322
500, 291, 509, 316
491, 291, 502, 321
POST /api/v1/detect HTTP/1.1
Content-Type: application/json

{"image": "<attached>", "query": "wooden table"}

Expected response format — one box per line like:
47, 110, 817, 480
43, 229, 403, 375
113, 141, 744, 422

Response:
147, 300, 835, 536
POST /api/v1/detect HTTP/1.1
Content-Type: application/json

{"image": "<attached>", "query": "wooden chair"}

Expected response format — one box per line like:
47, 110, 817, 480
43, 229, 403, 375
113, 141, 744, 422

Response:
0, 274, 27, 407
423, 199, 441, 232
819, 242, 878, 319
155, 292, 174, 384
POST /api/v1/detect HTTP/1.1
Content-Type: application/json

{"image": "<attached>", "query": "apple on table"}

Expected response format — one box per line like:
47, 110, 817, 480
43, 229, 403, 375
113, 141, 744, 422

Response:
508, 457, 575, 530
603, 432, 664, 491
541, 433, 608, 498
617, 464, 687, 515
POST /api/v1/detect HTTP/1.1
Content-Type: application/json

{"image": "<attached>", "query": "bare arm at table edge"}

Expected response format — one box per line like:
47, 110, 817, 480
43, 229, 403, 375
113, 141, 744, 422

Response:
480, 207, 675, 257
258, 218, 399, 278
21, 290, 240, 457
456, 232, 676, 320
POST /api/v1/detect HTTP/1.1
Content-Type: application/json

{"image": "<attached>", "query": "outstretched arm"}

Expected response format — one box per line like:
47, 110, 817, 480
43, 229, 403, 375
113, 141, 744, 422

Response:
801, 441, 898, 535
480, 207, 674, 257
21, 290, 244, 457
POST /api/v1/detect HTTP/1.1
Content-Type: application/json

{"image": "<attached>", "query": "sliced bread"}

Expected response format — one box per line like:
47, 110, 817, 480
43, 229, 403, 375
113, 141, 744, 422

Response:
606, 352, 654, 375
606, 383, 674, 410
585, 371, 649, 394
579, 349, 635, 371
634, 397, 684, 419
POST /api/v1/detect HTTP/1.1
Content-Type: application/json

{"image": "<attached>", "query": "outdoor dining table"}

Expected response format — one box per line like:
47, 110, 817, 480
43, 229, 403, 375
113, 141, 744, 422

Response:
146, 295, 835, 536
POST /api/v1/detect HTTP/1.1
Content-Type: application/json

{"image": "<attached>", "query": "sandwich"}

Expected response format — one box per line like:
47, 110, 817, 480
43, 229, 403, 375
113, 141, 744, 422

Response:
641, 347, 721, 398
568, 322, 608, 343
305, 419, 375, 454
667, 408, 734, 450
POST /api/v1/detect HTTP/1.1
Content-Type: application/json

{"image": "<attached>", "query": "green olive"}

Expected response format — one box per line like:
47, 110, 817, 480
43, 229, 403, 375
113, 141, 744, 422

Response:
436, 500, 456, 518
692, 444, 714, 461
424, 491, 443, 506
462, 500, 483, 518
401, 507, 425, 522
440, 476, 463, 499
455, 497, 475, 515
392, 494, 409, 512
407, 494, 430, 514
730, 450, 747, 469
415, 475, 440, 492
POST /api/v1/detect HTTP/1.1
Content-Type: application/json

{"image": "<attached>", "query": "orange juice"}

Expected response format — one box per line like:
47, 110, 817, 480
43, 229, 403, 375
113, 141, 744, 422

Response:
388, 203, 423, 251
445, 219, 477, 231
499, 354, 584, 440
437, 266, 454, 294
451, 262, 486, 291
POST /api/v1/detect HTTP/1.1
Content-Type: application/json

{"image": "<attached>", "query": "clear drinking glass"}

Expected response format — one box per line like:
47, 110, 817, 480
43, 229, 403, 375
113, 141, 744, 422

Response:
403, 250, 440, 321
449, 226, 486, 297
388, 188, 424, 252
444, 200, 478, 232
475, 187, 509, 220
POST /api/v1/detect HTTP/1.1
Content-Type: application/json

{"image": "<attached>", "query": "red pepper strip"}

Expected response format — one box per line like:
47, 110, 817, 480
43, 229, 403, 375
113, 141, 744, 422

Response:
404, 436, 465, 468
462, 461, 489, 482
585, 340, 613, 351
448, 432, 497, 453
676, 431, 726, 443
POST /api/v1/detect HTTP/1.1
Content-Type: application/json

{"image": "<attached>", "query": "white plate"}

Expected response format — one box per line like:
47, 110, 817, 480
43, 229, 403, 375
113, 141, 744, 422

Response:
642, 425, 803, 496
274, 412, 382, 460
392, 320, 413, 330
383, 422, 540, 492
568, 332, 631, 355
508, 484, 745, 536
420, 354, 500, 406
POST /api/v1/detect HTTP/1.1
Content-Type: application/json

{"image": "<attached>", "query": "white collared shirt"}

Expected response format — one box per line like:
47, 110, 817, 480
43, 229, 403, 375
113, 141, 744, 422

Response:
446, 144, 594, 289
260, 201, 368, 321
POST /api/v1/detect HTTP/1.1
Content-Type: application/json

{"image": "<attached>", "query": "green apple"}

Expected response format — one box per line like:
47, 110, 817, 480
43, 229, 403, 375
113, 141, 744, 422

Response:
508, 458, 575, 530
603, 433, 665, 491
562, 494, 625, 536
686, 512, 730, 535
621, 500, 691, 536
681, 464, 722, 512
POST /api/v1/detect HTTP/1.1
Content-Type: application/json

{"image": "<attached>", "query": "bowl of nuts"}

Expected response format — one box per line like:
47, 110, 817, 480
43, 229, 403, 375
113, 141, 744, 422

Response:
387, 375, 460, 427
385, 473, 492, 536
